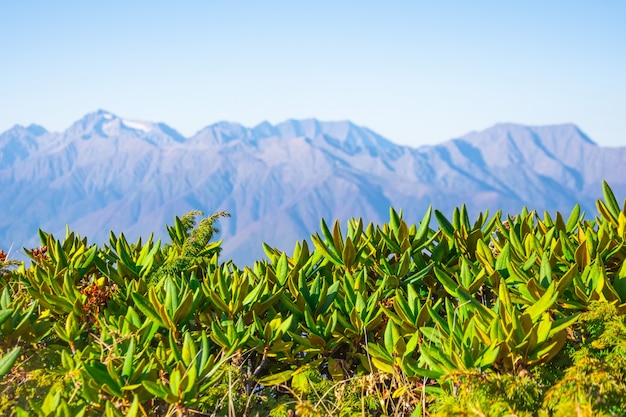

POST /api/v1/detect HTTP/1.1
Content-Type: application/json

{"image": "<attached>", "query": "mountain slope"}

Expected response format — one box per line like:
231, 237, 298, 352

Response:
0, 112, 623, 264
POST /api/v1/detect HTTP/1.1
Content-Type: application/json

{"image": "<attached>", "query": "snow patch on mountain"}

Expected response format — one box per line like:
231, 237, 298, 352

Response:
122, 120, 153, 132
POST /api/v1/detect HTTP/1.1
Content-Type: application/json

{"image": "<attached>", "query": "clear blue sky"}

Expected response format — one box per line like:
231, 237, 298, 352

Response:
1, 1, 624, 146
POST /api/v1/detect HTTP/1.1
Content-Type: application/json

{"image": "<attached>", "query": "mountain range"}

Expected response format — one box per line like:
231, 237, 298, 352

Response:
1, 110, 624, 265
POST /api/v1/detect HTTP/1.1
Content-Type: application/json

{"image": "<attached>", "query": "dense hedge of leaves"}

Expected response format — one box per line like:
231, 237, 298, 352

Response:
0, 182, 625, 416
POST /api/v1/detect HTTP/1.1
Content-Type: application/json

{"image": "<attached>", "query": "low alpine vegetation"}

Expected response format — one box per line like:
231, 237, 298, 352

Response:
1, 181, 625, 416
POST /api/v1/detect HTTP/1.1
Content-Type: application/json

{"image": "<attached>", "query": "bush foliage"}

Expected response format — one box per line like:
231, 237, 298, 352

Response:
1, 181, 626, 416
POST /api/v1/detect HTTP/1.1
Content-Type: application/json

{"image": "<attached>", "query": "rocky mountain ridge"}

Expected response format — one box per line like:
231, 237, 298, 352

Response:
1, 110, 624, 265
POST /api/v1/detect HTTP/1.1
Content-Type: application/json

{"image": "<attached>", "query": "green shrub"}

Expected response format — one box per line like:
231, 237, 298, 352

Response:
0, 182, 625, 415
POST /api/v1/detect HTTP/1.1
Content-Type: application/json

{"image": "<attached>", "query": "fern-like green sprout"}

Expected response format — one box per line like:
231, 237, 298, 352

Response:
158, 210, 230, 279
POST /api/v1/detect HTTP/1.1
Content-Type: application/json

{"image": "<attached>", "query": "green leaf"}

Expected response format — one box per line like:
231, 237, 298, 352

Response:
540, 251, 552, 287
131, 293, 165, 328
320, 219, 341, 259
476, 344, 500, 369
433, 267, 458, 297
405, 332, 420, 355
276, 252, 289, 286
84, 362, 123, 398
311, 234, 343, 266
418, 345, 448, 377
452, 207, 461, 231
460, 204, 471, 231
549, 313, 580, 338
525, 282, 557, 323
390, 207, 402, 236
42, 293, 74, 315
0, 309, 12, 326
257, 369, 294, 386
332, 220, 344, 255
384, 320, 397, 355
40, 384, 62, 414
597, 201, 616, 226
65, 312, 80, 340
182, 332, 197, 367
0, 346, 21, 378
169, 368, 182, 397
434, 209, 455, 238
602, 180, 621, 221
615, 262, 626, 301
318, 281, 340, 316
342, 236, 356, 269
371, 356, 395, 374
121, 338, 135, 380
378, 228, 402, 254
565, 204, 581, 233
125, 395, 140, 417
172, 290, 194, 324
292, 371, 310, 393
199, 331, 211, 372
142, 381, 178, 403
556, 264, 578, 297
164, 277, 179, 317
210, 321, 231, 349
574, 240, 590, 270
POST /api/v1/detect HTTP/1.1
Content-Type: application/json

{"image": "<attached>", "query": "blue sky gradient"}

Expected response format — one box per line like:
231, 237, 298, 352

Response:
1, 1, 624, 146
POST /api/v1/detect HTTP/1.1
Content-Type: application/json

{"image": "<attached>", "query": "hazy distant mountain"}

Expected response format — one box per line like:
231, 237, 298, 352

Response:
1, 110, 624, 265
